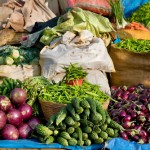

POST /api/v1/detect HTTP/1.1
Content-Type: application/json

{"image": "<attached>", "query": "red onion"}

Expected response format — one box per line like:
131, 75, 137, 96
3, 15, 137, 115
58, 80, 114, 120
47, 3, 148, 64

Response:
7, 108, 23, 126
0, 95, 13, 112
2, 124, 19, 140
18, 103, 33, 121
10, 88, 27, 105
0, 110, 7, 129
18, 123, 32, 139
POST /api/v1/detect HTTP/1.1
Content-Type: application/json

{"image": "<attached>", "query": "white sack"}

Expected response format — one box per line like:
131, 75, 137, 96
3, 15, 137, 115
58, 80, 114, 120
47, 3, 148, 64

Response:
40, 30, 115, 79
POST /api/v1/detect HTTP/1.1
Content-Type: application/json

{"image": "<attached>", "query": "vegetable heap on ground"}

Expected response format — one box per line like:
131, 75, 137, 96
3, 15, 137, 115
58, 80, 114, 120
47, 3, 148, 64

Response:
0, 46, 39, 65
33, 98, 124, 146
109, 84, 150, 143
0, 87, 41, 140
128, 2, 150, 28
115, 39, 150, 53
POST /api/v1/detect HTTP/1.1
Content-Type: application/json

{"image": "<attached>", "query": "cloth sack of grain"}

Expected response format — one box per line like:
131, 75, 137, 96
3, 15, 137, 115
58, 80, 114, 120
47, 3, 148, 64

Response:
109, 44, 150, 87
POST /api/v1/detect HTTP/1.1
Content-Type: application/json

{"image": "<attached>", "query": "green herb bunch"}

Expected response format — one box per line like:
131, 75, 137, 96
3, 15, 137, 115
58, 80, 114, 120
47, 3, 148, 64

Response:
63, 63, 88, 81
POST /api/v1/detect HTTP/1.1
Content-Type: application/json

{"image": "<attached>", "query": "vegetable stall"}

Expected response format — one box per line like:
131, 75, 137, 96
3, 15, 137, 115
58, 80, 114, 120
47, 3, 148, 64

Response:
0, 0, 150, 150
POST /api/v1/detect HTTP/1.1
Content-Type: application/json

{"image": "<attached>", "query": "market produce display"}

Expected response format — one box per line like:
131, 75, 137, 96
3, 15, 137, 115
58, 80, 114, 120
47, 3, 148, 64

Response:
0, 46, 39, 65
33, 98, 123, 146
109, 84, 150, 143
0, 88, 41, 140
22, 76, 52, 115
0, 78, 22, 97
115, 39, 150, 53
128, 2, 150, 28
38, 81, 110, 105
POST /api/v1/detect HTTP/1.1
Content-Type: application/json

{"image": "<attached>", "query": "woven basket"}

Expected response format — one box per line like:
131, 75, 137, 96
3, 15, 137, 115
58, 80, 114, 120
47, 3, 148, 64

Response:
39, 100, 66, 121
39, 99, 109, 121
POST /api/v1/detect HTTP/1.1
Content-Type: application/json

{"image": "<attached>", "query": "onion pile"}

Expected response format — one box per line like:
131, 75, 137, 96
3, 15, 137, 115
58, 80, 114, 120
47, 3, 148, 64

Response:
0, 88, 41, 140
109, 84, 150, 144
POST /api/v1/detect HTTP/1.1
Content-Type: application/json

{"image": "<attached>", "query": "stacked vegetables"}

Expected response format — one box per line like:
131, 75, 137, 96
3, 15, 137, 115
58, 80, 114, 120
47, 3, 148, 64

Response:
0, 46, 39, 65
109, 84, 150, 143
34, 98, 124, 146
0, 88, 41, 140
115, 39, 150, 53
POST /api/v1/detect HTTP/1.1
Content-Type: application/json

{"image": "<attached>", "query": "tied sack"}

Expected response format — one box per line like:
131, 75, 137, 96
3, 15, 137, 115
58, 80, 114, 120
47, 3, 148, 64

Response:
39, 30, 115, 79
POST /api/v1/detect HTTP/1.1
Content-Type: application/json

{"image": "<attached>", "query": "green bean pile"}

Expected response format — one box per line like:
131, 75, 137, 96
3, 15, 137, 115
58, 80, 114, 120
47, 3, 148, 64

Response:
115, 39, 150, 53
128, 2, 150, 27
38, 81, 110, 104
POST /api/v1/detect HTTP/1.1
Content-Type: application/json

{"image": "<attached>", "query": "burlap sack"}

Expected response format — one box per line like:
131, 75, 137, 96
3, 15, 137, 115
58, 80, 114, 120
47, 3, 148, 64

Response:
0, 65, 41, 81
109, 44, 150, 87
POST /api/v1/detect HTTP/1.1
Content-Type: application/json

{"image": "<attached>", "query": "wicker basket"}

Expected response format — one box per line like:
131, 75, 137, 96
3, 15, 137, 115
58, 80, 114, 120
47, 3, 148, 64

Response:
39, 99, 109, 121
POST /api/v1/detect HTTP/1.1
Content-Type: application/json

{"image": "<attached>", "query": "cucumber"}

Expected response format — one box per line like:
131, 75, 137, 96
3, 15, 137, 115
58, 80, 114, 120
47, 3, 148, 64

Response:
109, 120, 124, 131
94, 137, 104, 144
56, 107, 67, 126
82, 133, 88, 140
82, 126, 92, 133
60, 131, 71, 140
46, 136, 55, 144
84, 139, 91, 146
90, 131, 98, 140
67, 127, 75, 134
72, 132, 78, 139
36, 124, 53, 138
80, 100, 90, 109
93, 126, 101, 133
65, 116, 75, 126
68, 138, 77, 146
99, 131, 108, 140
72, 98, 83, 114
101, 123, 107, 131
106, 128, 115, 137
57, 137, 68, 146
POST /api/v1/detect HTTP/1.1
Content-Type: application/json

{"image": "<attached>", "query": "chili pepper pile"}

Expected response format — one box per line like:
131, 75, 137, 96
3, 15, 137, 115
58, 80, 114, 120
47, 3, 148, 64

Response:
115, 39, 150, 53
38, 81, 110, 104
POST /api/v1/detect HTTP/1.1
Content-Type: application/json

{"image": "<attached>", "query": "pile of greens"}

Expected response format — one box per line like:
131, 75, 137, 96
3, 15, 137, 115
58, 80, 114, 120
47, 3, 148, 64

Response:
115, 39, 150, 53
128, 2, 150, 27
38, 81, 110, 104
0, 45, 40, 65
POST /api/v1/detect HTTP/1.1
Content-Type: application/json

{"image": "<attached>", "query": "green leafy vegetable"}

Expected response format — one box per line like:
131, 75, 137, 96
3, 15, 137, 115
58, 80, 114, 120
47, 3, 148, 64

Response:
115, 39, 150, 53
128, 2, 150, 27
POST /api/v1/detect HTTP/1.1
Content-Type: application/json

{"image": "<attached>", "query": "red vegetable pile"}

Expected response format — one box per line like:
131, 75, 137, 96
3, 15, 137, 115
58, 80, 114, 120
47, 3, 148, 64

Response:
0, 88, 41, 140
109, 84, 150, 144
